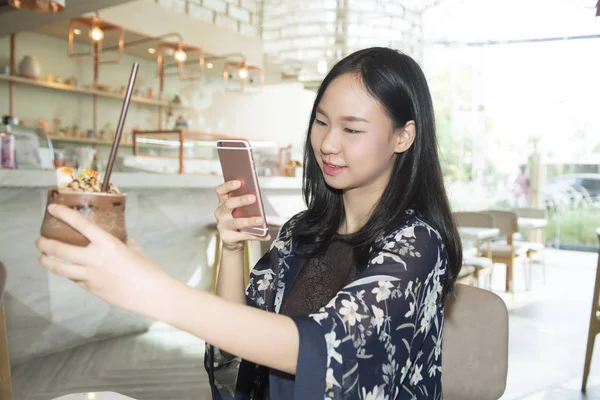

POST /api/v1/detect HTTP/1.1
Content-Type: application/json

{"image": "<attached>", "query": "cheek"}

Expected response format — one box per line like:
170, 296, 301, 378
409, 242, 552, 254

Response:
348, 135, 390, 162
310, 127, 321, 152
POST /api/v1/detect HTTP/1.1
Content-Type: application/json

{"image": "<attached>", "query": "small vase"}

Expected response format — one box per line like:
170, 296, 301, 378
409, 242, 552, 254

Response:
19, 56, 41, 79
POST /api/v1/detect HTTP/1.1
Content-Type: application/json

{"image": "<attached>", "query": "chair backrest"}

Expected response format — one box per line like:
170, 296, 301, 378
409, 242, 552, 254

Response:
482, 210, 518, 237
515, 207, 547, 219
453, 211, 495, 228
442, 284, 509, 400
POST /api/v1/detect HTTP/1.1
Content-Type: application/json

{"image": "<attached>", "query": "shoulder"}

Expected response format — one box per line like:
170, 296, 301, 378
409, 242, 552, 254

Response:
370, 208, 445, 265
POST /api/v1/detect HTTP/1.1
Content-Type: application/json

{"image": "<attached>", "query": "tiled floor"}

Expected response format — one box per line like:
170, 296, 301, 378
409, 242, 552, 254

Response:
11, 248, 600, 399
495, 249, 600, 399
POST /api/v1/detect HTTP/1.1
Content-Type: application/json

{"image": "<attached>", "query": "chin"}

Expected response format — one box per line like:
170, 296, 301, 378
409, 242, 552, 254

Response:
322, 174, 352, 191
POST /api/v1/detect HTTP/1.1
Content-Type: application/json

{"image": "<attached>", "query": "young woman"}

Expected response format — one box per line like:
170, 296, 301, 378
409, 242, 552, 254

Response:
36, 47, 462, 400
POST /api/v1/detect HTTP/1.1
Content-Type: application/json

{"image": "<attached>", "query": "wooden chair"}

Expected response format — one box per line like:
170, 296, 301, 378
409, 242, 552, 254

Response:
456, 265, 477, 286
515, 207, 547, 283
208, 217, 285, 293
481, 210, 531, 293
453, 211, 495, 289
0, 262, 11, 400
581, 228, 600, 392
443, 284, 509, 399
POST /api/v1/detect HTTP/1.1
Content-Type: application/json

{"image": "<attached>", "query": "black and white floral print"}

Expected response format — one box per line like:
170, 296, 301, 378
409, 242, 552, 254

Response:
243, 208, 448, 400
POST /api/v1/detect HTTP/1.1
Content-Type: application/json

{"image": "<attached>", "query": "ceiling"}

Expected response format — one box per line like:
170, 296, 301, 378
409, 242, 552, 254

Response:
34, 19, 236, 78
0, 0, 142, 37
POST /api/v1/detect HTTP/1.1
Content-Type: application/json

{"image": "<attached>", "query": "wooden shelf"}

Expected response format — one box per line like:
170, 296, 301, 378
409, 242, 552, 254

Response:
0, 74, 190, 110
50, 135, 134, 147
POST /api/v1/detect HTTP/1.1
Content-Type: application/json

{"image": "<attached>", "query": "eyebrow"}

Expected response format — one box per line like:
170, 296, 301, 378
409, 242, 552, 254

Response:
316, 107, 369, 123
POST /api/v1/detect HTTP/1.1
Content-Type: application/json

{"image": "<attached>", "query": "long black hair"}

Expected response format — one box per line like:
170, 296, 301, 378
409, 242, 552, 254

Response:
292, 47, 462, 299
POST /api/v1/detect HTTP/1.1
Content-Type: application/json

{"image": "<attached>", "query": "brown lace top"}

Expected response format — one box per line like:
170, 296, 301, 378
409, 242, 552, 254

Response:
279, 238, 359, 317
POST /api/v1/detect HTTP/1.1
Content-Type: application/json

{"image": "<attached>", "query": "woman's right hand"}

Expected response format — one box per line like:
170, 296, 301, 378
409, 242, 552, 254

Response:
214, 180, 271, 252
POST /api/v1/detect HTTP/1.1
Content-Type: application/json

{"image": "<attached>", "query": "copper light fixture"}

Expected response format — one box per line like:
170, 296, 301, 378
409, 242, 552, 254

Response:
223, 61, 264, 92
157, 42, 204, 80
8, 0, 65, 12
596, 0, 599, 17
68, 17, 125, 63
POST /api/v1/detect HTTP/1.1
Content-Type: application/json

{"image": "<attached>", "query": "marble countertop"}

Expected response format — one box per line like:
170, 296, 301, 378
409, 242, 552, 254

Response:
0, 170, 303, 190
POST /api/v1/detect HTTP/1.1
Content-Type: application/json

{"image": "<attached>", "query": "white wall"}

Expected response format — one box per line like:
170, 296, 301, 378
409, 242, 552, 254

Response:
0, 31, 315, 157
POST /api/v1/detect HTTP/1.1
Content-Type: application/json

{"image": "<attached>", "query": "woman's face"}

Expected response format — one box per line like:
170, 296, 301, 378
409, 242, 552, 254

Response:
310, 73, 412, 195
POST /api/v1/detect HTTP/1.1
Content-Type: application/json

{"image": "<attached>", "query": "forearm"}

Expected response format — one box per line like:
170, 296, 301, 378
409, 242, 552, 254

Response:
155, 276, 299, 374
215, 246, 247, 305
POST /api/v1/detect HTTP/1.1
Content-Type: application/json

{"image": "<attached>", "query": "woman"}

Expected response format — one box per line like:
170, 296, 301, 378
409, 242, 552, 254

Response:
36, 47, 462, 399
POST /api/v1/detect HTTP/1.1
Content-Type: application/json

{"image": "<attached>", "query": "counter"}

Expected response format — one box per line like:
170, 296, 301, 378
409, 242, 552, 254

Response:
0, 170, 305, 365
0, 170, 303, 190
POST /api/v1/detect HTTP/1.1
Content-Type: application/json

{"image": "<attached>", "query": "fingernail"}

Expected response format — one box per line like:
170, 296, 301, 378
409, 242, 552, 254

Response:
234, 181, 241, 187
248, 195, 255, 201
255, 217, 262, 223
47, 204, 57, 213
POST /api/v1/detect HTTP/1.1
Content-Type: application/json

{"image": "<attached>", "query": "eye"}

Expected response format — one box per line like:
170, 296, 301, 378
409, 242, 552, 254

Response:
314, 119, 327, 127
344, 128, 362, 134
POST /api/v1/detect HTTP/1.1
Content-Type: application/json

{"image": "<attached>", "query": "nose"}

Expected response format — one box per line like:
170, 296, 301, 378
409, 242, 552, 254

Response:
320, 127, 341, 155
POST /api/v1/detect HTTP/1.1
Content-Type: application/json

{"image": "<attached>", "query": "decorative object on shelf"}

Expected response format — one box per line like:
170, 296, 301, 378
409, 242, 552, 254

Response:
64, 77, 80, 87
223, 60, 264, 93
68, 15, 125, 64
8, 0, 64, 12
284, 160, 303, 178
174, 115, 191, 129
0, 66, 9, 75
18, 55, 41, 79
157, 39, 204, 80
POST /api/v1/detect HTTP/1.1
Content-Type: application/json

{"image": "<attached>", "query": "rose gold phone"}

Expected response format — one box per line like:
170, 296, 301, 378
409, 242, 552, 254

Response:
216, 139, 268, 237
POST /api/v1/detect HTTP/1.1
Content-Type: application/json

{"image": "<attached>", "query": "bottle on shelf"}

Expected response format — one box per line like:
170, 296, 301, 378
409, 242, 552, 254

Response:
1, 115, 16, 169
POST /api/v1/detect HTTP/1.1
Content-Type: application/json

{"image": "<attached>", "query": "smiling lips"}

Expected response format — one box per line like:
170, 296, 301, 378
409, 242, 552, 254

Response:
323, 160, 345, 176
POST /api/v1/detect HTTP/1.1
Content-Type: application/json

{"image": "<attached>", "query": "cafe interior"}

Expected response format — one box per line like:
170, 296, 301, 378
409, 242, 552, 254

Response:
0, 0, 600, 399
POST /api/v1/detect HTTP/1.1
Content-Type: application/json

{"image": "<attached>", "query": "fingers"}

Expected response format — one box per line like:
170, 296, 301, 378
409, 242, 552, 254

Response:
215, 180, 241, 202
36, 236, 90, 266
213, 194, 256, 220
230, 216, 264, 231
38, 253, 87, 281
46, 204, 108, 243
224, 194, 256, 211
222, 231, 272, 245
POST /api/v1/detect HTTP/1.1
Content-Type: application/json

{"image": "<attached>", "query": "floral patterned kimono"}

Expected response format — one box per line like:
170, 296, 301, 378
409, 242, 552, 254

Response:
205, 208, 448, 400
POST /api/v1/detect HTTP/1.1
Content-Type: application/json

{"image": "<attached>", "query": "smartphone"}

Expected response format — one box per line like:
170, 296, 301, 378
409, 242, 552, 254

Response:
216, 139, 268, 237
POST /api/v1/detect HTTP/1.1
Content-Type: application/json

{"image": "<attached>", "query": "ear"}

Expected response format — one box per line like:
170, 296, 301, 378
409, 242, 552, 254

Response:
393, 120, 416, 153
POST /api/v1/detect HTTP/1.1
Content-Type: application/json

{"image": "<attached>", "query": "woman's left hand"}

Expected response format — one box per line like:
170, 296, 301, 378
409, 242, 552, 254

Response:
35, 204, 173, 317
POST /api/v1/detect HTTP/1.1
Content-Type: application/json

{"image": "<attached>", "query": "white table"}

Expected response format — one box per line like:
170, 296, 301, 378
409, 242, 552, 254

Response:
518, 218, 548, 230
458, 227, 500, 241
518, 217, 548, 244
462, 246, 479, 259
458, 226, 499, 263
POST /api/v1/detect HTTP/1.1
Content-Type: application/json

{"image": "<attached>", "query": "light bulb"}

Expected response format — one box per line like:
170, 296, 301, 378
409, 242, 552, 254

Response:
238, 67, 248, 79
206, 62, 213, 69
147, 48, 156, 54
73, 29, 81, 35
90, 27, 104, 42
174, 49, 187, 62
